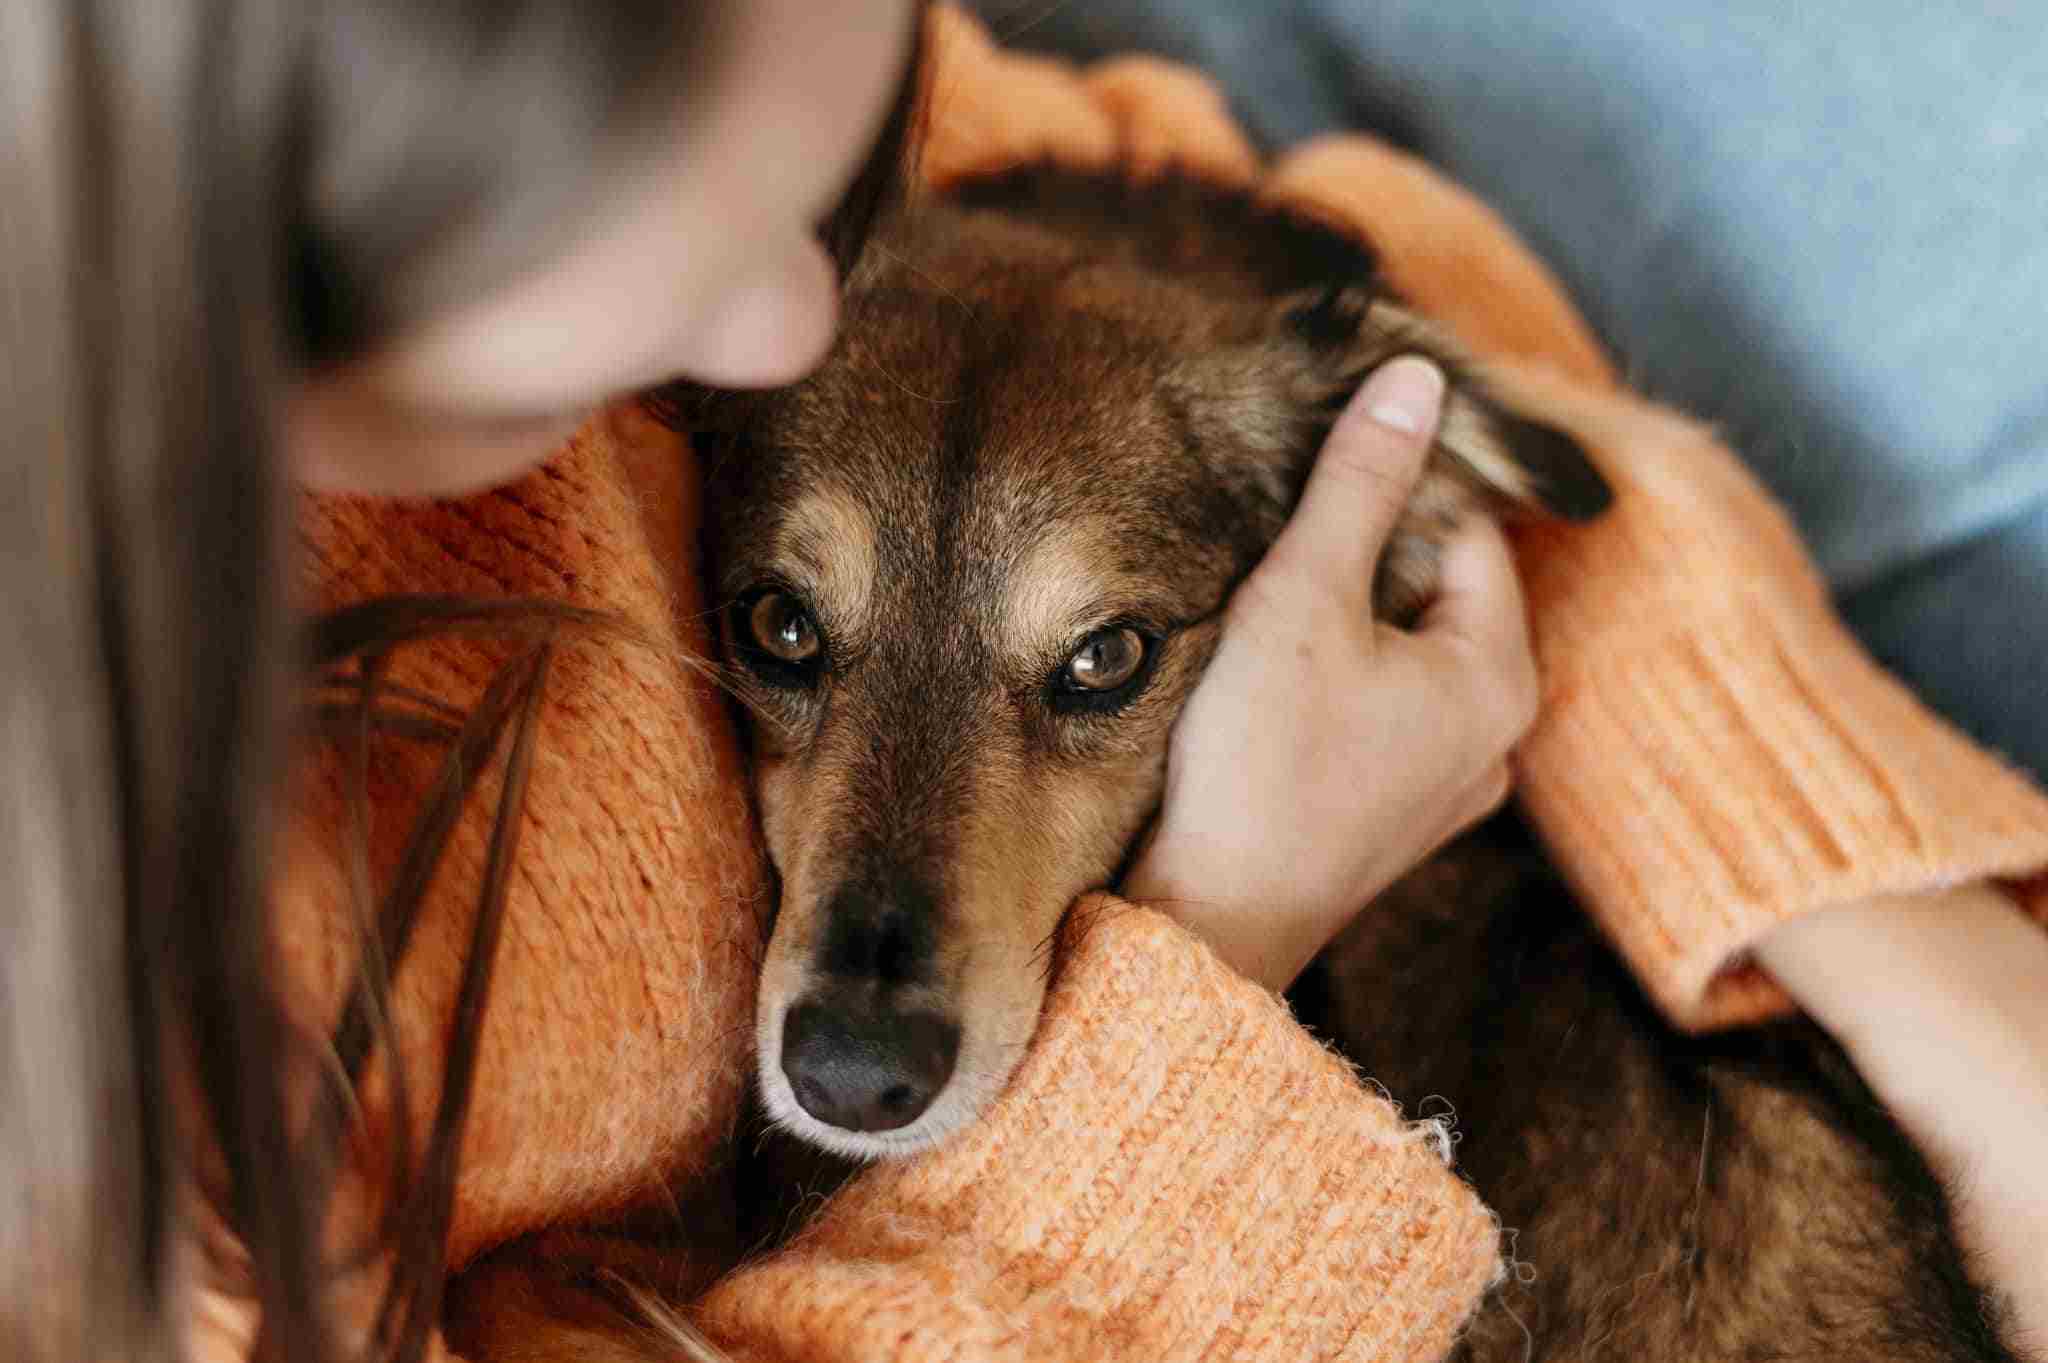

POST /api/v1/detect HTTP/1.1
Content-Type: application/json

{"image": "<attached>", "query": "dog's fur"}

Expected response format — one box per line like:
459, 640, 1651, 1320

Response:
690, 167, 2021, 1358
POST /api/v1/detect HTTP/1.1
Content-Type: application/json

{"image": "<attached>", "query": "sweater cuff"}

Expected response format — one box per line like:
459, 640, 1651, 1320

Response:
697, 899, 1500, 1362
1501, 371, 2048, 1031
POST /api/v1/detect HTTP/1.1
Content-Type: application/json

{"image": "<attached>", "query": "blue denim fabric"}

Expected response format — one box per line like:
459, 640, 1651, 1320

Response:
973, 0, 2048, 778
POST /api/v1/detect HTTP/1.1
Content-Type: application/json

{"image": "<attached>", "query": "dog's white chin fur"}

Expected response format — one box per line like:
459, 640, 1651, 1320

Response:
753, 1004, 1024, 1162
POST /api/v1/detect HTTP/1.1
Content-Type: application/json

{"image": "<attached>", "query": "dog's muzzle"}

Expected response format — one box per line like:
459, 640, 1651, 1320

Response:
778, 871, 960, 1134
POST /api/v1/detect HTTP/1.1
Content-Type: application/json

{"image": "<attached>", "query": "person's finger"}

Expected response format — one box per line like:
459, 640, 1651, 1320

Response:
1259, 355, 1444, 611
1416, 516, 1539, 755
1419, 514, 1523, 645
1406, 762, 1514, 880
1463, 761, 1514, 826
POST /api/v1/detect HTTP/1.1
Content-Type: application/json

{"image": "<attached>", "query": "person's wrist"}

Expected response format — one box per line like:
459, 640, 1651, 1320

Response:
1755, 883, 2048, 1161
1120, 847, 1325, 993
1759, 883, 2048, 1355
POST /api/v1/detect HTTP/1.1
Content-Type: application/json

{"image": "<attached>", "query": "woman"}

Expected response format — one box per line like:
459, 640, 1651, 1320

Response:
3, 4, 2042, 1362
4, 2, 919, 1357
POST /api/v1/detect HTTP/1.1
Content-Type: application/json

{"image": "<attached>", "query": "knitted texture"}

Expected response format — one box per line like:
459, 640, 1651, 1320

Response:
1489, 368, 2048, 1026
283, 406, 764, 1266
263, 4, 2048, 1359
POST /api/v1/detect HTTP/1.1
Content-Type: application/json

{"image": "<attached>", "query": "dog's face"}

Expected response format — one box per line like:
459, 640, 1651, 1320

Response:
696, 172, 1606, 1158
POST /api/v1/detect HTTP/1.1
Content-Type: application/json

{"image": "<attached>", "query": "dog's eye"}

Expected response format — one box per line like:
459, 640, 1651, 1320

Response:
731, 588, 824, 682
749, 592, 820, 662
1060, 626, 1146, 693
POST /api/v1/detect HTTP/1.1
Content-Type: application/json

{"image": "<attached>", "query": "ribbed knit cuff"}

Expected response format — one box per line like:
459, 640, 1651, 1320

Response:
698, 900, 1501, 1362
1500, 369, 2048, 1031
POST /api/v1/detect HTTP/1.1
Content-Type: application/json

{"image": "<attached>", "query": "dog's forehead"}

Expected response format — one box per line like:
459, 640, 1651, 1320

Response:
721, 237, 1307, 648
762, 363, 1234, 614
758, 291, 1239, 537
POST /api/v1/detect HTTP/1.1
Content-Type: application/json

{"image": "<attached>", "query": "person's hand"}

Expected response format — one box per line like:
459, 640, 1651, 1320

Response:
1121, 356, 1540, 991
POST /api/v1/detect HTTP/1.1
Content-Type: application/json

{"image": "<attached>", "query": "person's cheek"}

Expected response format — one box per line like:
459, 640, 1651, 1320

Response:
677, 234, 841, 389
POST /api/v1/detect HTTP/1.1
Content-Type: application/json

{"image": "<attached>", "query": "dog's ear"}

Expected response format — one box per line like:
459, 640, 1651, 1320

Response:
1282, 287, 1613, 523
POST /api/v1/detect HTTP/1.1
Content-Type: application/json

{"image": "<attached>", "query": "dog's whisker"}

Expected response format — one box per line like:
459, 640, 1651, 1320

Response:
864, 355, 962, 406
870, 242, 980, 326
993, 0, 1079, 43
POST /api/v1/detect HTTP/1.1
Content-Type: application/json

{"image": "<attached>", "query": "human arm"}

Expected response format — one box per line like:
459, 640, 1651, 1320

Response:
1757, 886, 2048, 1357
1253, 125, 2048, 1344
1056, 42, 2048, 1340
1242, 108, 2048, 1352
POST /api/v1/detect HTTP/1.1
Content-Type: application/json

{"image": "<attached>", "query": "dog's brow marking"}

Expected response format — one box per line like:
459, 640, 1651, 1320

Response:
1001, 529, 1115, 657
777, 489, 878, 640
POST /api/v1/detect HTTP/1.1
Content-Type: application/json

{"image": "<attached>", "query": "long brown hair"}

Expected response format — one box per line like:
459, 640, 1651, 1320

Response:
0, 4, 922, 1362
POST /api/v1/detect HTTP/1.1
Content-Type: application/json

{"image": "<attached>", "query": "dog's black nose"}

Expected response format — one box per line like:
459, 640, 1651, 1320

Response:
781, 1000, 959, 1133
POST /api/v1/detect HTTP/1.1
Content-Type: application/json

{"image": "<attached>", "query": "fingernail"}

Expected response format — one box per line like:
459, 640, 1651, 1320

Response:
1358, 356, 1445, 435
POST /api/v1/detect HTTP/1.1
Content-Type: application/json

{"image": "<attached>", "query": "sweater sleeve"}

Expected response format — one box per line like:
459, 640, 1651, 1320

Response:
1262, 136, 2048, 1030
695, 898, 1502, 1363
1493, 368, 2048, 1029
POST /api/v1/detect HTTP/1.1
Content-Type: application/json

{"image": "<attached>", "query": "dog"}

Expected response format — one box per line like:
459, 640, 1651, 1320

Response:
694, 166, 1607, 1157
685, 166, 2020, 1359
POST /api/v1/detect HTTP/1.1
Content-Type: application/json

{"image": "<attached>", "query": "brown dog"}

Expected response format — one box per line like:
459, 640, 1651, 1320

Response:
694, 166, 1605, 1159
687, 167, 2019, 1358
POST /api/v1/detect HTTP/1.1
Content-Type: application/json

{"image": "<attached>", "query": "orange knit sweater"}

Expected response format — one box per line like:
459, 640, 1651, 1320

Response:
242, 8, 2048, 1362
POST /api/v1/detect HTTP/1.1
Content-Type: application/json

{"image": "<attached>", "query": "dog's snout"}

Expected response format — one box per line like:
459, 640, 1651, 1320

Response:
781, 1001, 960, 1134
819, 876, 939, 985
